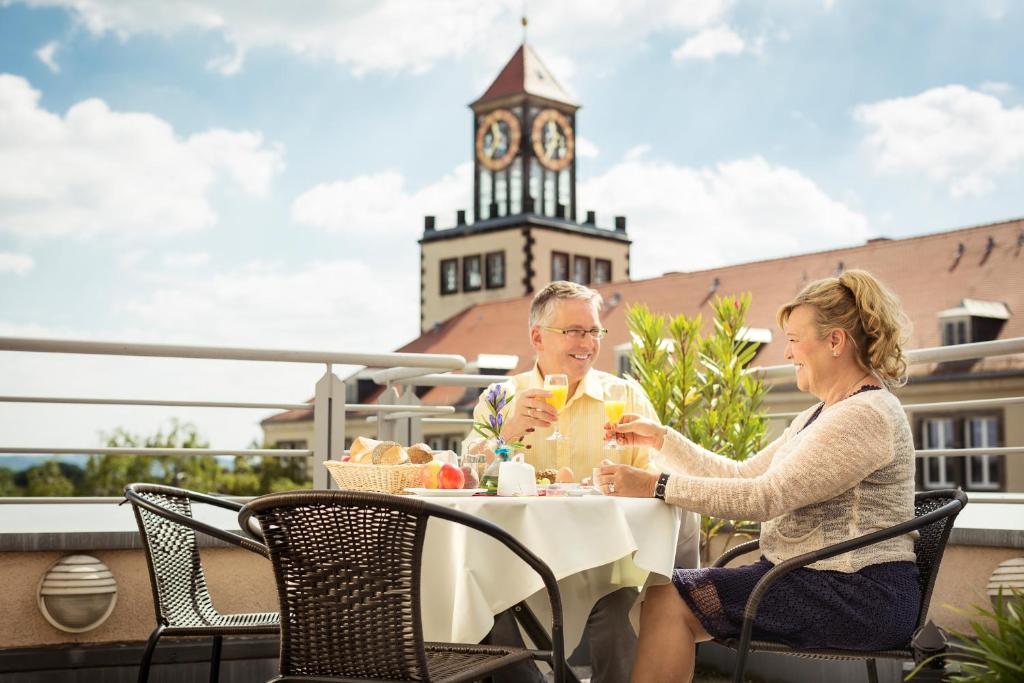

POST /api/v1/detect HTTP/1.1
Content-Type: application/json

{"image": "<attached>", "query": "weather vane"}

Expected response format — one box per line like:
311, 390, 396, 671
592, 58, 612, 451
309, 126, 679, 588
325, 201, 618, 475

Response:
521, 1, 528, 42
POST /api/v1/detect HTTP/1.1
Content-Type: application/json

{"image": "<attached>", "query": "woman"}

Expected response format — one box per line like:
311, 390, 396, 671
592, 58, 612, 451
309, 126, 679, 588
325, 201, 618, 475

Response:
594, 270, 919, 683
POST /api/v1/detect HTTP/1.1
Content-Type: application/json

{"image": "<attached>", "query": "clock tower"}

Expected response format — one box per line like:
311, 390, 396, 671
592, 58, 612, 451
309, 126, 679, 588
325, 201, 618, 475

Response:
419, 43, 631, 333
471, 43, 578, 222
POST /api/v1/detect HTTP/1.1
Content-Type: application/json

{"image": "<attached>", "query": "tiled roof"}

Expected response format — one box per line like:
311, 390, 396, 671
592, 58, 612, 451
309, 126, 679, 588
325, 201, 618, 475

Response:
265, 217, 1024, 422
472, 43, 577, 108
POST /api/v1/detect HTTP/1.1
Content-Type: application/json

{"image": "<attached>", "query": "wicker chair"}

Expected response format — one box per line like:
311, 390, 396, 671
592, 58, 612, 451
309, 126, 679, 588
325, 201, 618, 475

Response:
712, 488, 967, 683
124, 483, 281, 683
239, 489, 567, 683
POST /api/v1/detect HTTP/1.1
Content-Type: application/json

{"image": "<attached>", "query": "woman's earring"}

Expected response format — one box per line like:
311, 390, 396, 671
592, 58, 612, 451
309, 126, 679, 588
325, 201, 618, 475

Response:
832, 349, 839, 357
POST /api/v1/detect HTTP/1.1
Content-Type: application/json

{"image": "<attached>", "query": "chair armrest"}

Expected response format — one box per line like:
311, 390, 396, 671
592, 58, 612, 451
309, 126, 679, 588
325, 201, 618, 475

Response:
125, 486, 269, 558
712, 539, 761, 568
729, 496, 964, 657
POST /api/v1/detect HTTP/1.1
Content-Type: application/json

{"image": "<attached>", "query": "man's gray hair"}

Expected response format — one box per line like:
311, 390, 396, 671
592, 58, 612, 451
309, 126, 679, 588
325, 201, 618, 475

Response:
528, 281, 603, 329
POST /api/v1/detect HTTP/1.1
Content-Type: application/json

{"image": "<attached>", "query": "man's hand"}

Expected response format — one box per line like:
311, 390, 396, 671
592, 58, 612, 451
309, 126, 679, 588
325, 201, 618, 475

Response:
593, 462, 659, 498
603, 414, 667, 450
499, 388, 558, 443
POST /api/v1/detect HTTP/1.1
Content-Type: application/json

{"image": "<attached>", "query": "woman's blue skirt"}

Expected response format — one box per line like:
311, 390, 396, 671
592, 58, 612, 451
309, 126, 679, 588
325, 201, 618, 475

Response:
672, 557, 921, 650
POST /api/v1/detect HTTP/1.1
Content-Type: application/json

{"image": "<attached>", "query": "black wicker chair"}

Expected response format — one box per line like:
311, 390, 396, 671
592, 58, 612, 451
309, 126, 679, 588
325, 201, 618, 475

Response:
239, 489, 567, 683
124, 483, 281, 683
712, 489, 967, 683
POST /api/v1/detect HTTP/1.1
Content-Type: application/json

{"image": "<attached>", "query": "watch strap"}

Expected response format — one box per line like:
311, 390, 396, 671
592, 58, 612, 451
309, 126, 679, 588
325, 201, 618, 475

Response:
653, 472, 670, 500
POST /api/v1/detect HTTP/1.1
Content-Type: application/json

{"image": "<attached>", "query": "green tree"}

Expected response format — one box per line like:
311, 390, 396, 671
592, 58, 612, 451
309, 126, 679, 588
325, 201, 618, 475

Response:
0, 467, 20, 496
626, 294, 769, 562
26, 461, 75, 496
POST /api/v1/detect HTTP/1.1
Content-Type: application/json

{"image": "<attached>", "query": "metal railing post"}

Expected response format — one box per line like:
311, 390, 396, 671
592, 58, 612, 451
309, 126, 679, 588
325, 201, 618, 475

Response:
312, 365, 346, 490
401, 385, 424, 445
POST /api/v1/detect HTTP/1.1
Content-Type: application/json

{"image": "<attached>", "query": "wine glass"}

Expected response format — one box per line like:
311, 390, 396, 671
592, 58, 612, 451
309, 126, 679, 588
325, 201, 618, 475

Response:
544, 374, 569, 441
603, 383, 626, 449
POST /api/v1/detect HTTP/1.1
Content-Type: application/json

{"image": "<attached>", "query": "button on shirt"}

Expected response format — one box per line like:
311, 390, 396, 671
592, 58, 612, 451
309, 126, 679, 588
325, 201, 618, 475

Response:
465, 367, 658, 476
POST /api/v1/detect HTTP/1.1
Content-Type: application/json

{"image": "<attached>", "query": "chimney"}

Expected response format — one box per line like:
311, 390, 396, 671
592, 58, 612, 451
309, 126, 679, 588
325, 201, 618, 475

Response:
456, 210, 466, 226
585, 210, 596, 224
615, 216, 627, 232
424, 216, 435, 232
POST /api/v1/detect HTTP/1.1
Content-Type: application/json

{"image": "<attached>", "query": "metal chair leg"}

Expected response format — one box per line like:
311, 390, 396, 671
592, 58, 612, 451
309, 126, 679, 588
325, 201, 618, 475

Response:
137, 625, 165, 683
209, 635, 223, 683
865, 657, 879, 683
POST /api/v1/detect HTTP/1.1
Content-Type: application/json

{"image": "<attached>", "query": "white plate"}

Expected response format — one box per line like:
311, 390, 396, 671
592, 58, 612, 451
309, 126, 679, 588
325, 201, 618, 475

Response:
404, 488, 488, 497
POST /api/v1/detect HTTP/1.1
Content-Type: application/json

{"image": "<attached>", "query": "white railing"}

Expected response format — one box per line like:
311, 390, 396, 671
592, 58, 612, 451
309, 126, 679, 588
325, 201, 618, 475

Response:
0, 336, 465, 490
1, 335, 1022, 500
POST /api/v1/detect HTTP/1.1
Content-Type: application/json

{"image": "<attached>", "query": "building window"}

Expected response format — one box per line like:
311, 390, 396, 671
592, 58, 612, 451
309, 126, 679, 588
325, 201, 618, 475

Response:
440, 258, 459, 295
463, 255, 482, 292
921, 418, 955, 489
551, 251, 569, 281
273, 439, 307, 450
572, 255, 591, 285
965, 416, 1000, 490
594, 259, 612, 284
486, 251, 506, 289
942, 317, 970, 346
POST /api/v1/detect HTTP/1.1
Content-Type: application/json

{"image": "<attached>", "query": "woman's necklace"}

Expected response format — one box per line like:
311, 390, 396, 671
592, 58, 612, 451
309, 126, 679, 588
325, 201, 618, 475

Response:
801, 373, 879, 432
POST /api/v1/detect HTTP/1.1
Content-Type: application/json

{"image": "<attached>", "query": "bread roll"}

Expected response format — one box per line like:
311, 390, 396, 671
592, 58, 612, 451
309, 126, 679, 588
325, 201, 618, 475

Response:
407, 443, 434, 464
370, 441, 406, 465
349, 436, 380, 463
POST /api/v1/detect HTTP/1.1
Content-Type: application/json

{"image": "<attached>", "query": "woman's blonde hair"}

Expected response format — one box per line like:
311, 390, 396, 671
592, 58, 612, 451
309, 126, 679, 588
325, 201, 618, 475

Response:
776, 269, 911, 388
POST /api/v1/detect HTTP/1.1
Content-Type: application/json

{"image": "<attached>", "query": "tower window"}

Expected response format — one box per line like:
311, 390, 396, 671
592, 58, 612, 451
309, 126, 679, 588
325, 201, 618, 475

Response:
486, 251, 506, 289
463, 255, 483, 291
440, 258, 459, 295
594, 259, 612, 284
551, 252, 569, 281
573, 255, 591, 285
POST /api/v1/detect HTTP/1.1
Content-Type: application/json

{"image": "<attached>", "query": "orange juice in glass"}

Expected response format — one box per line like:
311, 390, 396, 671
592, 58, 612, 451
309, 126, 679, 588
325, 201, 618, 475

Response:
603, 383, 626, 449
544, 374, 569, 441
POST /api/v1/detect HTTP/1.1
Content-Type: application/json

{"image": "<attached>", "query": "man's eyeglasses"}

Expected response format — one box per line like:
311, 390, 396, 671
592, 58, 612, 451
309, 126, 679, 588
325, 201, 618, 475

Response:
539, 326, 608, 340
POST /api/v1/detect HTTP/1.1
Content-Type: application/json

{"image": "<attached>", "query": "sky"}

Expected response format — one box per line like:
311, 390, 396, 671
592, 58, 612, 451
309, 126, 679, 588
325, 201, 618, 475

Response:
0, 0, 1022, 452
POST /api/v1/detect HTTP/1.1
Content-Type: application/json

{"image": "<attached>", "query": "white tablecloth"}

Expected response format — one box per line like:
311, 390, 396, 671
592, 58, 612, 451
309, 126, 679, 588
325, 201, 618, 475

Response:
416, 495, 697, 652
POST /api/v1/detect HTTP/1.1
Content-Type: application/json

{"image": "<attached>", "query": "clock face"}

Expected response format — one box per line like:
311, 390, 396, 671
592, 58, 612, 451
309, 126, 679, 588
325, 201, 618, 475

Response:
531, 109, 575, 172
475, 109, 521, 172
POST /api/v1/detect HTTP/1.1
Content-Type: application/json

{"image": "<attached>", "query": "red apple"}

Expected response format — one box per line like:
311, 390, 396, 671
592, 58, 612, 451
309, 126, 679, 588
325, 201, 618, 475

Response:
340, 455, 351, 462
438, 462, 465, 490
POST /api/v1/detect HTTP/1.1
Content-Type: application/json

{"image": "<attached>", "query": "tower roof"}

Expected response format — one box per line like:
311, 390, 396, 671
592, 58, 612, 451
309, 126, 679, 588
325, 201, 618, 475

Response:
472, 43, 578, 110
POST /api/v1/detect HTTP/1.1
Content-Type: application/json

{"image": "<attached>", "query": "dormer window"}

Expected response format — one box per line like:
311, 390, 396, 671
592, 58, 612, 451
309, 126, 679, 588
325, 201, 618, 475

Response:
938, 299, 1010, 345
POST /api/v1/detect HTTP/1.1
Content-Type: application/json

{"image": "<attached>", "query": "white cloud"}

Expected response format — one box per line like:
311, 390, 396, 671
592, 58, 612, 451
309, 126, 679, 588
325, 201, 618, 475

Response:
576, 136, 600, 159
35, 40, 60, 73
161, 251, 209, 269
672, 26, 745, 63
979, 81, 1012, 97
579, 154, 870, 277
291, 163, 473, 236
0, 250, 34, 274
0, 74, 284, 238
11, 0, 732, 76
854, 85, 1024, 197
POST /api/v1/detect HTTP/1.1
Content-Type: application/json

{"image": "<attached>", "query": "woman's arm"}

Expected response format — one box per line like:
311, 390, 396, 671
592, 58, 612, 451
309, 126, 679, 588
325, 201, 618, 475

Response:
661, 401, 894, 520
655, 422, 792, 479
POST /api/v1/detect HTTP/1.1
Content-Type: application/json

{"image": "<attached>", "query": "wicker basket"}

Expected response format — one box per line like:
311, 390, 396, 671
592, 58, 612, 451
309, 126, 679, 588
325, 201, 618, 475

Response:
323, 460, 423, 494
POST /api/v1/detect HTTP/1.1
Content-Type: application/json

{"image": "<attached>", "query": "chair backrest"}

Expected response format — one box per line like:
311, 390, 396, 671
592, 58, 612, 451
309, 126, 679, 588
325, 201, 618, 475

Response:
911, 489, 968, 630
242, 490, 434, 681
126, 483, 220, 627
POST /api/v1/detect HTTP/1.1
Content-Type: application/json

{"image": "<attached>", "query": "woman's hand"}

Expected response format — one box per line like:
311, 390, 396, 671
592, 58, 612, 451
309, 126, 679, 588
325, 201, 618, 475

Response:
604, 414, 668, 450
593, 462, 659, 498
499, 388, 558, 443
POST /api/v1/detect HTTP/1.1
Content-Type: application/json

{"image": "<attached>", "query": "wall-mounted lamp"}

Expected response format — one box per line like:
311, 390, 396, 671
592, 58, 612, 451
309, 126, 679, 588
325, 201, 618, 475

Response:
37, 554, 118, 633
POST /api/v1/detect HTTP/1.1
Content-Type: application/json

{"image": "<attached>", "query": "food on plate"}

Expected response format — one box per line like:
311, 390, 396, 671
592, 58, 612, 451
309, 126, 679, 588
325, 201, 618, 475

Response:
438, 462, 465, 490
420, 460, 444, 488
459, 465, 480, 489
555, 466, 575, 483
537, 468, 559, 484
537, 477, 552, 486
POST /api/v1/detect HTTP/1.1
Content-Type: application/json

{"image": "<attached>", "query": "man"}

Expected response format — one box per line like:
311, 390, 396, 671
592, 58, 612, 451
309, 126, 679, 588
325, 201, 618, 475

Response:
464, 281, 697, 683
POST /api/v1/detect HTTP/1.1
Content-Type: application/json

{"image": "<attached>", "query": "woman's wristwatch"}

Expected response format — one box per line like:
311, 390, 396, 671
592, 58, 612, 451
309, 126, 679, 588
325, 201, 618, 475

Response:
653, 472, 670, 500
